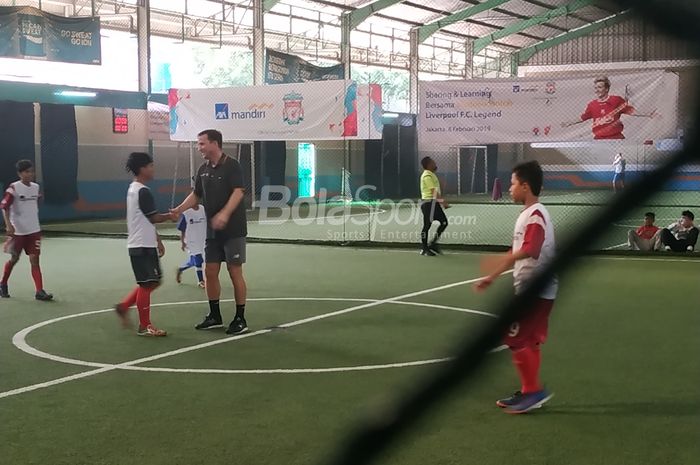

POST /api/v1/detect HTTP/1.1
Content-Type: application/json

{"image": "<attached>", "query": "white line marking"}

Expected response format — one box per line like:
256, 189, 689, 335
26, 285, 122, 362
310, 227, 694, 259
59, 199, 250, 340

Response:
604, 242, 629, 250
11, 298, 505, 375
5, 276, 507, 399
594, 256, 700, 263
612, 218, 678, 228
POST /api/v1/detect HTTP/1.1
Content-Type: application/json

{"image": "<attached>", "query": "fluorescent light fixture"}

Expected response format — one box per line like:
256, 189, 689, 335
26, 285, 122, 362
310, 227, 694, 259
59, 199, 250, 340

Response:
54, 90, 97, 98
383, 112, 399, 118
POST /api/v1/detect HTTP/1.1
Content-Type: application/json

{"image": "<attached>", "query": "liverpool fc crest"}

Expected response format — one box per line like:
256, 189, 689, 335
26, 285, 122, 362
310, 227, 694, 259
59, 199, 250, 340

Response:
283, 92, 304, 125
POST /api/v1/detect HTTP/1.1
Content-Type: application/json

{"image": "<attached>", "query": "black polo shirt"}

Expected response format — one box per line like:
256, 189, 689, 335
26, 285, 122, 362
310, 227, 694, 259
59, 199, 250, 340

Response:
194, 153, 247, 239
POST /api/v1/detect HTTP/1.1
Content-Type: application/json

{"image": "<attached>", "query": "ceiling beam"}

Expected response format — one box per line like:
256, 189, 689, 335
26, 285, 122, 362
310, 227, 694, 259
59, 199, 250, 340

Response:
417, 0, 512, 43
263, 0, 282, 12
473, 0, 597, 54
515, 9, 631, 64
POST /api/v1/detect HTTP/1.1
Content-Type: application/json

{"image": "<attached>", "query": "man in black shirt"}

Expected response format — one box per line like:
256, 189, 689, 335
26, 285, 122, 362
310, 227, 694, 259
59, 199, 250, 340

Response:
171, 129, 249, 335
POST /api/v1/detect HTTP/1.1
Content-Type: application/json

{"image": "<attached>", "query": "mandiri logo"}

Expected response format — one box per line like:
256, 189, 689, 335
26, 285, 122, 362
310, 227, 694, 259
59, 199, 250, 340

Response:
215, 103, 229, 120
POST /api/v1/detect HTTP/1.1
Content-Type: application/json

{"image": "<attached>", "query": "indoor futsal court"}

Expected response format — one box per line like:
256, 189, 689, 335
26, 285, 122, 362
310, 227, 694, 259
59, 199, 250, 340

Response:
1, 239, 698, 464
1, 1, 699, 465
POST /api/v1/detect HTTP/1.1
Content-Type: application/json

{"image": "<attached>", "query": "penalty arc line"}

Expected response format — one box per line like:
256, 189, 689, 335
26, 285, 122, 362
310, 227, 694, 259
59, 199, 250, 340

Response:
1, 272, 511, 400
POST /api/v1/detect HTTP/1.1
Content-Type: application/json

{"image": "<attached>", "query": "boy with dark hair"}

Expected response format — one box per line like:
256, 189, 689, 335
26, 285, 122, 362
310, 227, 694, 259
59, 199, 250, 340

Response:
661, 210, 698, 252
0, 160, 53, 300
628, 212, 661, 251
475, 160, 557, 414
419, 156, 449, 256
114, 153, 171, 336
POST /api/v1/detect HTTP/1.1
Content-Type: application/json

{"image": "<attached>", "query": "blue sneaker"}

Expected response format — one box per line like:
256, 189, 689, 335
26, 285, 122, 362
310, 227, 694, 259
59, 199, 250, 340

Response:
0, 284, 9, 298
496, 391, 523, 408
504, 389, 553, 414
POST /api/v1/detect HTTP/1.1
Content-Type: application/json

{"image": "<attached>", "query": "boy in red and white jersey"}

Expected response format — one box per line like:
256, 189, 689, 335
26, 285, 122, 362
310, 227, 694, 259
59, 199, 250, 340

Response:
0, 160, 53, 300
475, 160, 556, 414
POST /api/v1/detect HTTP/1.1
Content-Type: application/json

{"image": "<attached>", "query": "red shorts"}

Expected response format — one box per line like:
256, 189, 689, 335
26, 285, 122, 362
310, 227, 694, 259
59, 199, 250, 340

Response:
503, 298, 554, 348
11, 232, 42, 256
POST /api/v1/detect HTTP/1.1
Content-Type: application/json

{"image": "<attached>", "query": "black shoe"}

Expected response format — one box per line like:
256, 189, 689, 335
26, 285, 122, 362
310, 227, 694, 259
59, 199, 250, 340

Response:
420, 248, 436, 256
226, 316, 249, 335
0, 284, 9, 298
35, 290, 53, 301
195, 315, 223, 330
429, 242, 442, 255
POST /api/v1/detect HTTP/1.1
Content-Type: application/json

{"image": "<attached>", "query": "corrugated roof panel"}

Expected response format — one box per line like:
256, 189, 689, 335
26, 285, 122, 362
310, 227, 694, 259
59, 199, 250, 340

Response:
380, 3, 442, 24
544, 15, 589, 30
341, 0, 369, 7
524, 24, 568, 38
493, 0, 549, 17
416, 0, 468, 14
441, 22, 500, 38
498, 34, 539, 48
571, 5, 617, 22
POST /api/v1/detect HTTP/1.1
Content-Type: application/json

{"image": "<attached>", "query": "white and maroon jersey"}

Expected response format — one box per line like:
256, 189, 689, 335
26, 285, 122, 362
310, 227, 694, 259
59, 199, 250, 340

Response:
512, 202, 558, 300
126, 181, 158, 249
1, 181, 41, 236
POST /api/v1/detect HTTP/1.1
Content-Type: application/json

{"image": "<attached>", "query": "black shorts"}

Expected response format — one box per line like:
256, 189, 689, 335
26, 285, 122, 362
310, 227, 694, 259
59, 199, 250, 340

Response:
205, 236, 246, 266
128, 248, 162, 285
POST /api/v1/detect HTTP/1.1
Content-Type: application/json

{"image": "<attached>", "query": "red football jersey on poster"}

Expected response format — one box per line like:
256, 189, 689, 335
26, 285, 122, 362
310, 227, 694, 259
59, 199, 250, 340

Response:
580, 95, 635, 139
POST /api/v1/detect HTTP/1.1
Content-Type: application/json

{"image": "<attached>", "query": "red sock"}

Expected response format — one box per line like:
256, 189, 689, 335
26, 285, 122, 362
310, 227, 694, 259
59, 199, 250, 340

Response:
136, 286, 153, 328
512, 346, 542, 394
120, 287, 139, 310
1, 261, 14, 285
30, 265, 43, 292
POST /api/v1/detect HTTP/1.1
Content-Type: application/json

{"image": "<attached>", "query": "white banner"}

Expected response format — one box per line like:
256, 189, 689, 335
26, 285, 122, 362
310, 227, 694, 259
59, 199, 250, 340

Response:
418, 71, 678, 145
169, 80, 382, 141
147, 101, 170, 141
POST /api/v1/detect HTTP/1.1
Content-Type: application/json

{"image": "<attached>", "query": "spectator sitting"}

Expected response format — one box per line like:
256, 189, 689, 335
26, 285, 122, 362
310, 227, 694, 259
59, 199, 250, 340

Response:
628, 212, 661, 251
661, 210, 699, 252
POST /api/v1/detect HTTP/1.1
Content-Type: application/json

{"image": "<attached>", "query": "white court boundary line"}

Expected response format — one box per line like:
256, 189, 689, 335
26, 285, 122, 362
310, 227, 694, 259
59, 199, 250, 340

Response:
46, 208, 388, 229
12, 298, 500, 375
604, 242, 629, 250
612, 217, 678, 229
3, 274, 509, 400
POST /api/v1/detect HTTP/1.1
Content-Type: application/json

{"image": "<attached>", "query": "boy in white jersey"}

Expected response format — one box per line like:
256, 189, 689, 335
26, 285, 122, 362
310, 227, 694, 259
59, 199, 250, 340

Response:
114, 153, 171, 337
176, 204, 206, 288
475, 160, 556, 414
0, 160, 53, 300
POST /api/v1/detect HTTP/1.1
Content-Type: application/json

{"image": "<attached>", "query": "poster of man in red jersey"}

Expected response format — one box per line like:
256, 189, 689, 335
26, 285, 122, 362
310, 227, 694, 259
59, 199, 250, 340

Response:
561, 76, 658, 140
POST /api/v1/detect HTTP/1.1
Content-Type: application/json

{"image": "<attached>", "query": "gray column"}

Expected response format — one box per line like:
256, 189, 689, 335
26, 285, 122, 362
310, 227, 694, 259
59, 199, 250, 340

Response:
136, 0, 151, 93
253, 0, 265, 85
409, 28, 419, 114
464, 39, 474, 79
510, 53, 519, 77
341, 13, 352, 80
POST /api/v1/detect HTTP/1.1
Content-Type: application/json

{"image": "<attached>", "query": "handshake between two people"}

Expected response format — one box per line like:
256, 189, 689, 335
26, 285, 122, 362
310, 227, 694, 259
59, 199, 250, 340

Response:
166, 205, 230, 231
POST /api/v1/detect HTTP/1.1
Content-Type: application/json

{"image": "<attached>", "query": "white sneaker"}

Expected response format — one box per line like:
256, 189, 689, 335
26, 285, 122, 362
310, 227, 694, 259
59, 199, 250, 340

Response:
664, 246, 672, 252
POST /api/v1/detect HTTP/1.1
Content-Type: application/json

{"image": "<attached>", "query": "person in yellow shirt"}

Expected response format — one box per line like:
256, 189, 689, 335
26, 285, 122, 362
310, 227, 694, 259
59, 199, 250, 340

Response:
419, 157, 449, 256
